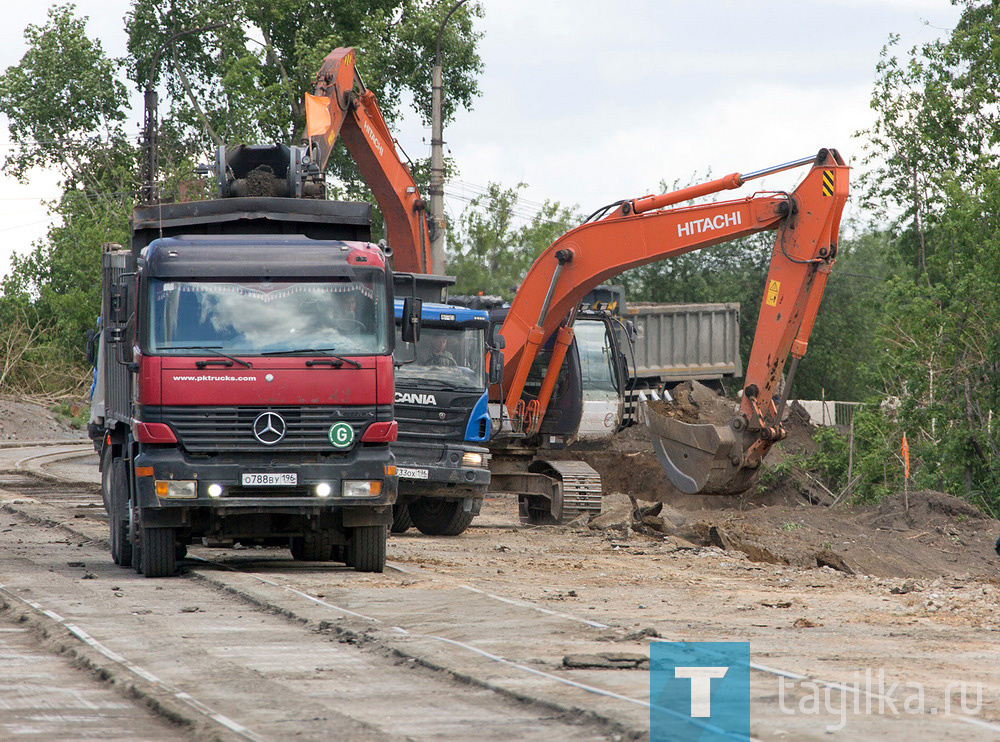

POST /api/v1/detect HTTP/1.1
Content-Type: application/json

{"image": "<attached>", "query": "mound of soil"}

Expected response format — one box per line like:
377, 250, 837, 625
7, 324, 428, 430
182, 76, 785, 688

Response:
646, 380, 737, 426
0, 398, 87, 443
684, 490, 1000, 580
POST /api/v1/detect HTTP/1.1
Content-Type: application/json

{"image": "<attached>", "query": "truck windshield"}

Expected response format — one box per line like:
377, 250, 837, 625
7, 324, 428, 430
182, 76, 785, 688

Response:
394, 326, 485, 391
147, 278, 388, 356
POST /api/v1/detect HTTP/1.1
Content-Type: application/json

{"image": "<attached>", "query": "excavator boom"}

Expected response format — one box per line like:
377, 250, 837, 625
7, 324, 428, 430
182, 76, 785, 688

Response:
306, 47, 433, 273
496, 148, 849, 496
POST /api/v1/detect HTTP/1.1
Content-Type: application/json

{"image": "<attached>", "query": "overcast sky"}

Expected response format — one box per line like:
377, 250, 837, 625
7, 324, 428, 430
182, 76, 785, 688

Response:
0, 0, 963, 278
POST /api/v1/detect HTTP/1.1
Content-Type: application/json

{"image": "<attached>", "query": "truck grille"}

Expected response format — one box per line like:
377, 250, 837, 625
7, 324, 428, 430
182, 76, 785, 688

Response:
155, 405, 377, 453
395, 396, 479, 441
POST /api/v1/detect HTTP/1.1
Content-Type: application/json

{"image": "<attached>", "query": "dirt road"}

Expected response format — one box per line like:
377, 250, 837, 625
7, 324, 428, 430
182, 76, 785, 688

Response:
0, 441, 997, 740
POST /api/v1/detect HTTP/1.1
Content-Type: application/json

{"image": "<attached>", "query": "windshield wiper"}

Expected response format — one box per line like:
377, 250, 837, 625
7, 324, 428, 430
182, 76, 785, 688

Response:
262, 347, 361, 369
160, 345, 252, 369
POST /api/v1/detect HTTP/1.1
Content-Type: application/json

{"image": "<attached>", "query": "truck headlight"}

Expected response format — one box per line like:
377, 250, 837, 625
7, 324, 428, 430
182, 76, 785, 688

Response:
462, 451, 487, 467
315, 482, 332, 498
154, 480, 197, 499
341, 480, 382, 498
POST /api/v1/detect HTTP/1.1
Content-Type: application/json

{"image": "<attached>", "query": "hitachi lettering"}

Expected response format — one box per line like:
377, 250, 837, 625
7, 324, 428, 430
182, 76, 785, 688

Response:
363, 120, 385, 157
395, 392, 437, 406
677, 210, 742, 237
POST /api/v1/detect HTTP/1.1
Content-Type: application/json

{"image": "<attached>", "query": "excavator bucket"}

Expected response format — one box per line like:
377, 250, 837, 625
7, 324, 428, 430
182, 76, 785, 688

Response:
641, 400, 759, 496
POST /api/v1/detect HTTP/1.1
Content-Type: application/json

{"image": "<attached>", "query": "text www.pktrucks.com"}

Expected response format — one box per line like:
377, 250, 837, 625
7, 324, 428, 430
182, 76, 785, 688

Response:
171, 375, 258, 382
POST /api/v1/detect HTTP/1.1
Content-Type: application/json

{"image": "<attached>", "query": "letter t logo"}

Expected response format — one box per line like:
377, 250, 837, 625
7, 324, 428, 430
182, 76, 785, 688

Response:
675, 666, 729, 717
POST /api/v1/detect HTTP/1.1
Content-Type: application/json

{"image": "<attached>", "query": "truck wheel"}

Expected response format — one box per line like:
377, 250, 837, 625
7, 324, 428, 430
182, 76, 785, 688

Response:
289, 530, 334, 561
348, 526, 386, 573
409, 498, 475, 536
140, 527, 177, 578
390, 503, 412, 533
109, 458, 132, 567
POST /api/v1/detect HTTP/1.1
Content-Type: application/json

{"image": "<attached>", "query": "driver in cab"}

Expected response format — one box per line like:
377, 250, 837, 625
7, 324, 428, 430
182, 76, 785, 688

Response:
423, 334, 456, 367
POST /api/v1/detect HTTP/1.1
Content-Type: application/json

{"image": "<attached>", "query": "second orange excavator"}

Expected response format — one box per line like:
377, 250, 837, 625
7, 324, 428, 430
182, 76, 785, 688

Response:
493, 149, 849, 498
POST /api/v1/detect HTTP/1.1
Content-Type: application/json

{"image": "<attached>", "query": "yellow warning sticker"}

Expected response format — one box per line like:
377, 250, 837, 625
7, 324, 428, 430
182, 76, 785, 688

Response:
766, 279, 780, 307
822, 170, 835, 197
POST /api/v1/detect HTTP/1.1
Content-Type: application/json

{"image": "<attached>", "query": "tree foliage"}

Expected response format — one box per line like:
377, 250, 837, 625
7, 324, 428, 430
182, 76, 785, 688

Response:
446, 182, 580, 298
850, 0, 1000, 508
125, 0, 483, 193
0, 1, 484, 394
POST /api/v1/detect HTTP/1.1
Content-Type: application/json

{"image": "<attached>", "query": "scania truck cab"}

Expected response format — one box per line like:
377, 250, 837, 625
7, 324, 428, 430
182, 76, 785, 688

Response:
389, 299, 492, 535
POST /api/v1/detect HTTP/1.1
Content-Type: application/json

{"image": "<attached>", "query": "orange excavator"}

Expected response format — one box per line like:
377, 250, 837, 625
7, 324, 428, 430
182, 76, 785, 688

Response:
303, 47, 850, 503
305, 47, 434, 274
493, 149, 849, 497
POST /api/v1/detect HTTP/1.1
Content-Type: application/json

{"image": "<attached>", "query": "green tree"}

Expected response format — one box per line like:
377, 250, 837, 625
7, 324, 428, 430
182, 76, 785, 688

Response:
0, 1, 486, 393
855, 0, 1000, 509
446, 182, 580, 298
125, 0, 484, 199
0, 5, 132, 383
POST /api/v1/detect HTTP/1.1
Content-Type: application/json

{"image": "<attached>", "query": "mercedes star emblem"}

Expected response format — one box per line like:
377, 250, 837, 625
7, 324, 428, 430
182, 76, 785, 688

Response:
252, 412, 286, 445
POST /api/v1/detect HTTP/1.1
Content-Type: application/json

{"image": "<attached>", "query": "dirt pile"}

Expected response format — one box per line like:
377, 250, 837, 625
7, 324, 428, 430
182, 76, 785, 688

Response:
0, 398, 88, 443
646, 380, 737, 426
683, 490, 1000, 580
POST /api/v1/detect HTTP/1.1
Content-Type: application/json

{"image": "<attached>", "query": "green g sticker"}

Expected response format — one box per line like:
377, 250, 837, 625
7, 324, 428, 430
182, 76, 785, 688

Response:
328, 422, 355, 449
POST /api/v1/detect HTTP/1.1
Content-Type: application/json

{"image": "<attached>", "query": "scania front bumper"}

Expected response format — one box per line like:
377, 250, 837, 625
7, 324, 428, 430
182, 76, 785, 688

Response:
391, 440, 490, 499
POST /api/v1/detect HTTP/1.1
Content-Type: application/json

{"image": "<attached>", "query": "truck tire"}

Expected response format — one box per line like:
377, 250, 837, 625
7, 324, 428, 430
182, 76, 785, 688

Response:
140, 527, 177, 578
409, 498, 475, 536
109, 458, 132, 567
348, 525, 386, 573
390, 502, 412, 533
289, 530, 334, 561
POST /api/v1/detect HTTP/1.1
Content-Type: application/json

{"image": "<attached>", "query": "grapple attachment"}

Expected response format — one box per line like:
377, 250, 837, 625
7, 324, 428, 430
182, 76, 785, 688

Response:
642, 400, 760, 496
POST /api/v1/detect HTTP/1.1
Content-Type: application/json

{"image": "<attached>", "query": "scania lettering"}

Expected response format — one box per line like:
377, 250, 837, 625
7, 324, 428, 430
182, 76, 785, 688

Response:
395, 392, 438, 406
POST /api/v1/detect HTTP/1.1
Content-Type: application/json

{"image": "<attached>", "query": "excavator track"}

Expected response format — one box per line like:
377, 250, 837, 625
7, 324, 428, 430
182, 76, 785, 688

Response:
524, 459, 602, 524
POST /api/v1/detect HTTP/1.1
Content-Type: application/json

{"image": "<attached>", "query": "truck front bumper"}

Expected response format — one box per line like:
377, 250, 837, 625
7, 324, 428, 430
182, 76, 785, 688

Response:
391, 440, 490, 500
133, 445, 396, 517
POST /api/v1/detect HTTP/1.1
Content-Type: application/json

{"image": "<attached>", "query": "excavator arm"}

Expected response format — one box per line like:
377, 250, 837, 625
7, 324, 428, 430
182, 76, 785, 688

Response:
496, 148, 849, 495
305, 47, 433, 273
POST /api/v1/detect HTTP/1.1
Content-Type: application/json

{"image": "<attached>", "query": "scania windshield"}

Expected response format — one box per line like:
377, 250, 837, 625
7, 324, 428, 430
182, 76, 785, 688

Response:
147, 277, 389, 356
394, 326, 485, 391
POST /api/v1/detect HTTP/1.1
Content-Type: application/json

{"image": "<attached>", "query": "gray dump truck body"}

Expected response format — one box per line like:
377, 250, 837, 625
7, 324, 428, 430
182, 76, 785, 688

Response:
625, 302, 742, 385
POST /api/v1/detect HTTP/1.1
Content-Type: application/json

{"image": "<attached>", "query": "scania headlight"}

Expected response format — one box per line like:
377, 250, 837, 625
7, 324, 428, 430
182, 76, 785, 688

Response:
341, 480, 382, 498
462, 451, 487, 468
154, 480, 197, 499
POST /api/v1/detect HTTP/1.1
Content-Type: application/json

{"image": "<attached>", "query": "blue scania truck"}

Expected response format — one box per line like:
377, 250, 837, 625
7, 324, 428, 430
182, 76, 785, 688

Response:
389, 276, 496, 535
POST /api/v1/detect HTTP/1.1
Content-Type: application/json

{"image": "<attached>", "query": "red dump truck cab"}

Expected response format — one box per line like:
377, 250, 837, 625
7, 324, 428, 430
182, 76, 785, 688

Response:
93, 197, 402, 576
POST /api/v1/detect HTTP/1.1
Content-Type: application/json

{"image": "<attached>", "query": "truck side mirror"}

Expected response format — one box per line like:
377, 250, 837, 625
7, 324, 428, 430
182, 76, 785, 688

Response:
401, 297, 422, 344
85, 328, 98, 365
107, 327, 124, 344
489, 324, 505, 349
489, 350, 505, 385
110, 282, 131, 324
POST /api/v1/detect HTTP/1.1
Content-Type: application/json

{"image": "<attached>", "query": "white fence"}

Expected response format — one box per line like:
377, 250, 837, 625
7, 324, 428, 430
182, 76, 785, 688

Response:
793, 400, 860, 427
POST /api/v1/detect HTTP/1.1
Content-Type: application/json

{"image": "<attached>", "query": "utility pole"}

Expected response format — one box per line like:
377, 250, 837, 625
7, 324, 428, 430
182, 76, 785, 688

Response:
430, 0, 467, 275
141, 23, 225, 205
